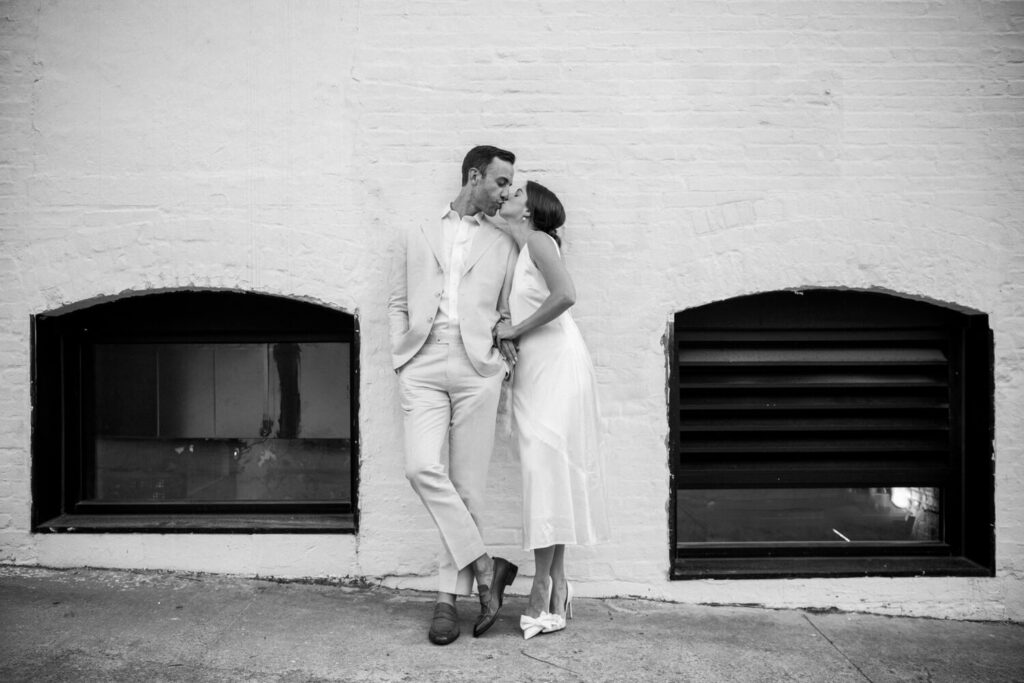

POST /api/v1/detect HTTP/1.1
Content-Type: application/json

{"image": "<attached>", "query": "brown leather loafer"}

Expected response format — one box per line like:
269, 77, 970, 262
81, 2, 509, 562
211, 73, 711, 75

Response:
472, 557, 519, 637
428, 602, 460, 645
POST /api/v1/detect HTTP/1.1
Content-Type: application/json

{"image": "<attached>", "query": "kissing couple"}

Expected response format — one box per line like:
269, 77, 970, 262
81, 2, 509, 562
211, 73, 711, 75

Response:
388, 145, 609, 644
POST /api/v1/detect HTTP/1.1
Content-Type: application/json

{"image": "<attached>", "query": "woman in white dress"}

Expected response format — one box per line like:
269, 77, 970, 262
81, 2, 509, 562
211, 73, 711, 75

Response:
495, 181, 610, 640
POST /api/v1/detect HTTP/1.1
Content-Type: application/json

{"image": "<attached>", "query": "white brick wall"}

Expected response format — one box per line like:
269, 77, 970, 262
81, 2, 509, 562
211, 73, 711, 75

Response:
2, 0, 1022, 620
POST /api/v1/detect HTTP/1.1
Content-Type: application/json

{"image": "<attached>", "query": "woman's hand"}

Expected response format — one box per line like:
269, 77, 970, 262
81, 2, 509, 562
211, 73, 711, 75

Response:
493, 320, 518, 367
494, 319, 517, 342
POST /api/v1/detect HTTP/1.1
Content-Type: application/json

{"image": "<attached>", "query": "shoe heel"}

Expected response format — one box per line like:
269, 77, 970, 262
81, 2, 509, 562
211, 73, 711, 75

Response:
566, 581, 574, 620
498, 561, 518, 608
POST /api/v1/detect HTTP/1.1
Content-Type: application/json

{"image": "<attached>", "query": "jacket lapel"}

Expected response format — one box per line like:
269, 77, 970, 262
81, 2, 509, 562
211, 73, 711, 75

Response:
462, 219, 501, 276
419, 222, 445, 270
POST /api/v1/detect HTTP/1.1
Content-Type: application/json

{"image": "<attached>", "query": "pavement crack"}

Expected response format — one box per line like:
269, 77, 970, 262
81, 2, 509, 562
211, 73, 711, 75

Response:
803, 614, 874, 683
520, 649, 581, 676
224, 596, 257, 632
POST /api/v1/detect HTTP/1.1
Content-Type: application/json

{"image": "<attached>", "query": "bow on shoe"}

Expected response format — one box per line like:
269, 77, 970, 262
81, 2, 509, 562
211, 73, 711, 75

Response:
520, 612, 561, 640
542, 613, 567, 634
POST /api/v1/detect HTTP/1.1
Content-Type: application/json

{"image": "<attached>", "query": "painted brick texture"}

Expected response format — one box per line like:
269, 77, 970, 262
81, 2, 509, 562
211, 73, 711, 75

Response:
1, 1, 1022, 620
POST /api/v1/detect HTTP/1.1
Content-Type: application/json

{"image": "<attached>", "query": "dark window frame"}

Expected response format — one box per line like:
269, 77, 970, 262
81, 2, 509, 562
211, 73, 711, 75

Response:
668, 289, 993, 579
31, 291, 359, 534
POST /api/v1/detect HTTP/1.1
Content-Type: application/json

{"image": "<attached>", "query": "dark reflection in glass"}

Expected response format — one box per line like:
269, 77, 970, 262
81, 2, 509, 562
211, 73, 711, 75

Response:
93, 437, 351, 503
91, 342, 350, 503
94, 346, 158, 437
677, 487, 941, 544
274, 343, 300, 437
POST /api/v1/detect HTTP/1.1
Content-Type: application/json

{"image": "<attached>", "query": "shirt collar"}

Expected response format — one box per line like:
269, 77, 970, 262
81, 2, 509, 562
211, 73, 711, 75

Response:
441, 204, 483, 225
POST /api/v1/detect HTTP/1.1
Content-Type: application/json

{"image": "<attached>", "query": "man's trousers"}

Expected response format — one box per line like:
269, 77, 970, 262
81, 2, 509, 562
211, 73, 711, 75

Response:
399, 334, 504, 596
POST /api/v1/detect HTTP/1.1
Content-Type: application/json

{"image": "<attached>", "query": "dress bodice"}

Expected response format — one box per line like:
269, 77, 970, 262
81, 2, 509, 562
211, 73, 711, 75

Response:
509, 235, 570, 330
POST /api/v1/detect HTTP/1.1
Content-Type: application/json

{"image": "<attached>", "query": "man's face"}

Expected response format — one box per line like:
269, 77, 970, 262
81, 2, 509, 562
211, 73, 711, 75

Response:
470, 158, 514, 216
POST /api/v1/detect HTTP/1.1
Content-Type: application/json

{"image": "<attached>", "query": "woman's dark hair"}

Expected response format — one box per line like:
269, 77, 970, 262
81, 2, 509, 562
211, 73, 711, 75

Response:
461, 145, 516, 185
525, 180, 565, 246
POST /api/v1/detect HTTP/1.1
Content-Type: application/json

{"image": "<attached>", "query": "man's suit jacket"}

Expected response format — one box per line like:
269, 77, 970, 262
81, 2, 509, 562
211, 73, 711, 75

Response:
388, 213, 517, 376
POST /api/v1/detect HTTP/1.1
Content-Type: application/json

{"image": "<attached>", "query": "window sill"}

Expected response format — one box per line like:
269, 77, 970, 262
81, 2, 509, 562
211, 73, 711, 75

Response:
35, 513, 355, 534
673, 556, 992, 580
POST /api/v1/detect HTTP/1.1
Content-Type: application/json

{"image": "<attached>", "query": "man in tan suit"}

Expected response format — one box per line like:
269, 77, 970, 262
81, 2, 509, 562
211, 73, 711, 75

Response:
388, 146, 520, 645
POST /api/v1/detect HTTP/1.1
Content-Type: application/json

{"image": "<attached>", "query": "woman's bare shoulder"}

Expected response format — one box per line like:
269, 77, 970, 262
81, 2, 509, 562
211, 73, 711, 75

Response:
526, 229, 560, 254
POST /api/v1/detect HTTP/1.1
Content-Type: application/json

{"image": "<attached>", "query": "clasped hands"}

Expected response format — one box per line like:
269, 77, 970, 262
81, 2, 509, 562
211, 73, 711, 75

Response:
493, 319, 519, 367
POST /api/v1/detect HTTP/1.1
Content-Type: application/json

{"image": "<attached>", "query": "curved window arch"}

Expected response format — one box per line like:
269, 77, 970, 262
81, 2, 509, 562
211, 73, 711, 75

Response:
33, 291, 358, 532
669, 289, 992, 578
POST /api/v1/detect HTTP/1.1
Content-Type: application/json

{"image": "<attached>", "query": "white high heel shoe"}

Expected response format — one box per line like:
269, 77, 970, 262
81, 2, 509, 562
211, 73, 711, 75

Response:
543, 580, 573, 633
520, 612, 557, 640
521, 581, 559, 640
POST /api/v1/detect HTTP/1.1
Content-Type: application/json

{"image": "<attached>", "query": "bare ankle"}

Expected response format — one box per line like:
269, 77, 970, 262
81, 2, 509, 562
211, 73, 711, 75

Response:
526, 575, 551, 616
549, 579, 568, 614
473, 555, 494, 587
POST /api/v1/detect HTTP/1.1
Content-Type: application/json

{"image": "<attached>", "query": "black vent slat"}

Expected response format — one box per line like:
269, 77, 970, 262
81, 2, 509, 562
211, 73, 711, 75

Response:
680, 377, 947, 388
679, 400, 949, 410
679, 417, 948, 431
679, 347, 947, 365
679, 330, 949, 343
680, 440, 947, 454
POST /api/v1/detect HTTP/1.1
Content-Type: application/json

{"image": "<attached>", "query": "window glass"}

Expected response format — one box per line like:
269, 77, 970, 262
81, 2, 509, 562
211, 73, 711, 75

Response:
677, 487, 941, 544
92, 342, 351, 503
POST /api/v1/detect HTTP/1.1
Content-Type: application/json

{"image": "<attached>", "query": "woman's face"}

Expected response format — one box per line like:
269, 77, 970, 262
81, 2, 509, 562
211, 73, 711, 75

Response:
498, 185, 529, 224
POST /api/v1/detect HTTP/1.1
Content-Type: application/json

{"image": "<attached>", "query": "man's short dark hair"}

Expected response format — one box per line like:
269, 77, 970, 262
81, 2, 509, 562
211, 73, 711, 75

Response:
461, 145, 516, 186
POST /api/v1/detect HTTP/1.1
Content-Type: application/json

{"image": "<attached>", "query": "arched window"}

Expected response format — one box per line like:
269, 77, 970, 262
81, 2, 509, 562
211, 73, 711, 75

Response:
669, 290, 992, 578
33, 291, 358, 532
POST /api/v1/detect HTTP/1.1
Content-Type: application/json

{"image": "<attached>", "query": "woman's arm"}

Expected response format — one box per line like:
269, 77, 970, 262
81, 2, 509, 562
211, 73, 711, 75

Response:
496, 230, 576, 341
495, 242, 519, 364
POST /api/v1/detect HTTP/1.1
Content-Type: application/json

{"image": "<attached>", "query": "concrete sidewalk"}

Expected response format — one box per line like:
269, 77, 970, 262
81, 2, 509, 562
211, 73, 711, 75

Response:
1, 566, 1021, 682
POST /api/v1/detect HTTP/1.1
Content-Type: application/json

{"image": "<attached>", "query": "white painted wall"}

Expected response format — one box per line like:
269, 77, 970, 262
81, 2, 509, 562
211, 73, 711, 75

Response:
2, 0, 1022, 621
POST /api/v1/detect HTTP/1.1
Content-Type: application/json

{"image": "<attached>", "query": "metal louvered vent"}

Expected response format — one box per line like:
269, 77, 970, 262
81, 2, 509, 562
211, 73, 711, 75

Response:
675, 328, 953, 486
669, 290, 994, 579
